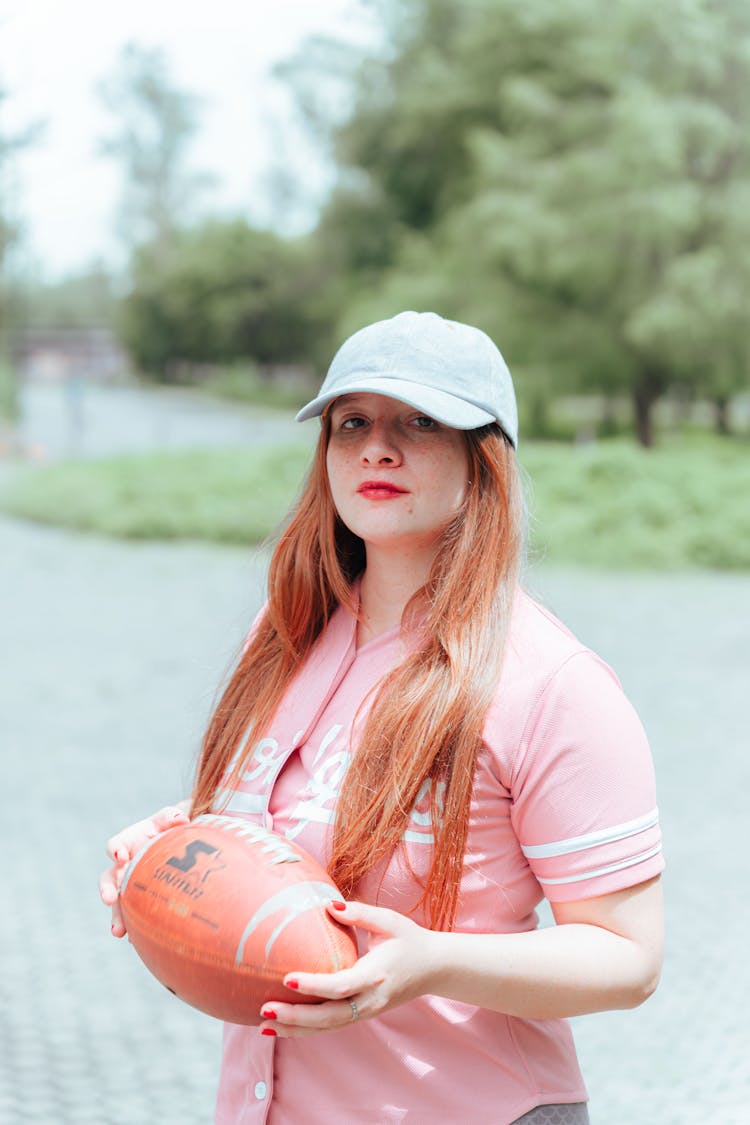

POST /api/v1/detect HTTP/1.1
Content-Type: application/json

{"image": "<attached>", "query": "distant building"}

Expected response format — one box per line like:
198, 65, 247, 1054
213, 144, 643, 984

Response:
13, 327, 129, 383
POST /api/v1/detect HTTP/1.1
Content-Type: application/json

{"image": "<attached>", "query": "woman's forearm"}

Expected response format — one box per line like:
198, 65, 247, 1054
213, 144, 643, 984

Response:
426, 919, 661, 1020
255, 881, 663, 1036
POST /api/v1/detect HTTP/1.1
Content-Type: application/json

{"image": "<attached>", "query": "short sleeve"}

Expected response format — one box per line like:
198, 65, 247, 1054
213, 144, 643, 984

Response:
510, 650, 664, 903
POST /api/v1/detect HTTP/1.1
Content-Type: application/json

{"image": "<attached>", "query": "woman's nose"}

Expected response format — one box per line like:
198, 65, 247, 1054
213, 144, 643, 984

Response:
360, 422, 402, 465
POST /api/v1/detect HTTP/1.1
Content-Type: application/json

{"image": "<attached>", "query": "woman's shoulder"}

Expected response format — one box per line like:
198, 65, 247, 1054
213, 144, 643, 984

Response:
485, 588, 631, 756
507, 587, 596, 677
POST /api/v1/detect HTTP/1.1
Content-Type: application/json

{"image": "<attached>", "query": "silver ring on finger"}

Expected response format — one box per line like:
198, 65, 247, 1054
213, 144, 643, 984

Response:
348, 997, 359, 1022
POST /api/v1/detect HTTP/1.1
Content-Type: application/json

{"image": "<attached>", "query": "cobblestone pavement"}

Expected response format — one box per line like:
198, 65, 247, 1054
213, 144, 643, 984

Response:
1, 387, 748, 1123
528, 568, 750, 1125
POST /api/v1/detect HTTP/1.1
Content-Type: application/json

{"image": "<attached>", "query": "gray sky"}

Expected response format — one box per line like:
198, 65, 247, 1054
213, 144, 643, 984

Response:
0, 0, 377, 279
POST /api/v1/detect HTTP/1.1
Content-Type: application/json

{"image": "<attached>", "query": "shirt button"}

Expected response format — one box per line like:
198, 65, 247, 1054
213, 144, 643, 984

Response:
254, 1081, 268, 1101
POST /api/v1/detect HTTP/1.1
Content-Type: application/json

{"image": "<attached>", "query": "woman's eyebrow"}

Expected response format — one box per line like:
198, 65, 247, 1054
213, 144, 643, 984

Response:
329, 395, 368, 415
335, 394, 366, 406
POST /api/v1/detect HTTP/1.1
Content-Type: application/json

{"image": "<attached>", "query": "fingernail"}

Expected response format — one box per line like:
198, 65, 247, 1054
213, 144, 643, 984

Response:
330, 900, 347, 911
286, 980, 299, 990
261, 1027, 277, 1036
261, 1009, 277, 1020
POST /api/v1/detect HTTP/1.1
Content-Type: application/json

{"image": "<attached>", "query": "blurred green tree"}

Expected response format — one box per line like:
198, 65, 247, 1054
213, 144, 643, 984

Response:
1, 84, 43, 422
0, 87, 28, 275
298, 0, 750, 445
17, 266, 118, 330
120, 219, 329, 379
98, 43, 213, 258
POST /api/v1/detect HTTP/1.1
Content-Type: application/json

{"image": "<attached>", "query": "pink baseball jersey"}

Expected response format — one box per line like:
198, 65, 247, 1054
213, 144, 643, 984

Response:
213, 590, 663, 1123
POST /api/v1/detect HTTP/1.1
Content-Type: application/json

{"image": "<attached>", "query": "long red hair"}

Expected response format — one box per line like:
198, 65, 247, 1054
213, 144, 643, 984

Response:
191, 419, 525, 930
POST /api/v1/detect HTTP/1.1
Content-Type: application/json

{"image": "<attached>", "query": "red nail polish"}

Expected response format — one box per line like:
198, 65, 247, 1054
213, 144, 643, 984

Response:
286, 980, 299, 990
261, 1027, 277, 1037
262, 1010, 277, 1020
331, 900, 347, 911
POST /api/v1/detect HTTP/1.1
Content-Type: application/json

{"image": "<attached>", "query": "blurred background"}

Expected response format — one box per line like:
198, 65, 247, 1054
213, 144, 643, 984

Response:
1, 0, 748, 562
1, 1, 748, 1122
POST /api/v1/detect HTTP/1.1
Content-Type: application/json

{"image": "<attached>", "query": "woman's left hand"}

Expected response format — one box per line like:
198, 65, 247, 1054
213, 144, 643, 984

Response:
258, 900, 436, 1037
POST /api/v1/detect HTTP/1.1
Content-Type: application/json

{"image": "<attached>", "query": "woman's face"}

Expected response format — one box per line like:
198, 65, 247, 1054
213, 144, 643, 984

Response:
325, 393, 470, 560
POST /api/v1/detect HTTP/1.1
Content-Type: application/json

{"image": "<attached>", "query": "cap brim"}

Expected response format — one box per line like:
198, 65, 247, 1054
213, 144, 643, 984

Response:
295, 376, 495, 431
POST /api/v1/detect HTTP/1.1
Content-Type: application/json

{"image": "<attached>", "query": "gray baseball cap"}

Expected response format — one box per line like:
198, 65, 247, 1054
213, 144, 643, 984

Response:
295, 310, 518, 447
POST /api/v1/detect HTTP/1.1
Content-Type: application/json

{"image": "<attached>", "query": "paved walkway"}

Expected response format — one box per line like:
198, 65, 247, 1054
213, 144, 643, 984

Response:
1, 384, 748, 1122
14, 380, 302, 461
2, 517, 747, 1123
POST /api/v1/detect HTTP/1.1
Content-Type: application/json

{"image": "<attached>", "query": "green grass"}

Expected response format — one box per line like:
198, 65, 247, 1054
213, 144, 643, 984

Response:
520, 435, 750, 570
0, 443, 316, 544
1, 433, 748, 568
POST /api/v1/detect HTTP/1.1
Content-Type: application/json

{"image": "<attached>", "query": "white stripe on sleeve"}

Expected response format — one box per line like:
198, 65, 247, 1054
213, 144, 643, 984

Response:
520, 808, 660, 860
213, 788, 265, 816
537, 843, 663, 886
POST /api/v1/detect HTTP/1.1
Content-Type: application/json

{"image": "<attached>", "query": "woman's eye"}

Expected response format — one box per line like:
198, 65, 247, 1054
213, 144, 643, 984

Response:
412, 415, 438, 429
340, 416, 367, 430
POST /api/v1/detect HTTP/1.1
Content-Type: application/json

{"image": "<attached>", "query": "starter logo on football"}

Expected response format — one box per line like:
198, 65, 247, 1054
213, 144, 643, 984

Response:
152, 838, 227, 900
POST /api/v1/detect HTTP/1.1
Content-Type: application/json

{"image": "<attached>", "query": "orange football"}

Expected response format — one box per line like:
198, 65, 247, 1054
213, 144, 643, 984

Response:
119, 814, 357, 1025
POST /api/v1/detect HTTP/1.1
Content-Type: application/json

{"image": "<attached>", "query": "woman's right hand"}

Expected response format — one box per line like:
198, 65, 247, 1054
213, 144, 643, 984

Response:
99, 802, 191, 937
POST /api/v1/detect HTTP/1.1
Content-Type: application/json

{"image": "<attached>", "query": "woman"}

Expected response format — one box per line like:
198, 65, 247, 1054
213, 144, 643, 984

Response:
101, 312, 664, 1124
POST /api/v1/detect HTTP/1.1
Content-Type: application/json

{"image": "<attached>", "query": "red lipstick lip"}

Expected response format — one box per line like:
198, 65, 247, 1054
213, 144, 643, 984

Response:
357, 480, 408, 495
